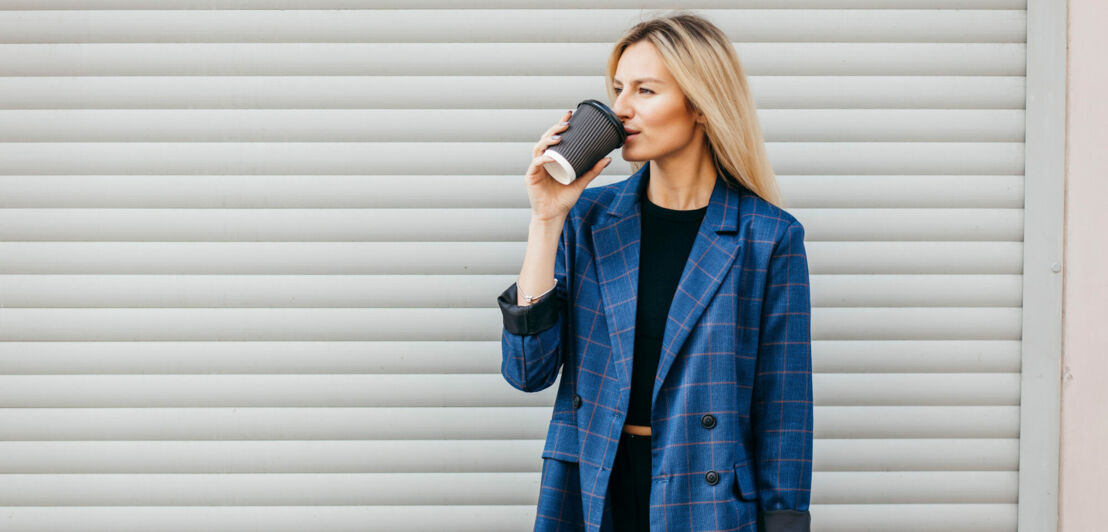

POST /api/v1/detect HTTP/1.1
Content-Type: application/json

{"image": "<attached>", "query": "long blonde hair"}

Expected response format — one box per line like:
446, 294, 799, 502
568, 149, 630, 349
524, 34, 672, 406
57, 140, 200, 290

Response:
606, 10, 784, 208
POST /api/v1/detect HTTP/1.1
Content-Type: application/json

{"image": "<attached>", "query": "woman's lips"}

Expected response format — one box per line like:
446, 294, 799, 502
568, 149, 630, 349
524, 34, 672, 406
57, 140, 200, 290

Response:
626, 132, 640, 140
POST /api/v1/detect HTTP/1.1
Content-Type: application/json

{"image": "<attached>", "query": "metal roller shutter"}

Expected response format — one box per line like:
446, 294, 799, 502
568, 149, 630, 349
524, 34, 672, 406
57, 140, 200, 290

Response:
0, 2, 1063, 531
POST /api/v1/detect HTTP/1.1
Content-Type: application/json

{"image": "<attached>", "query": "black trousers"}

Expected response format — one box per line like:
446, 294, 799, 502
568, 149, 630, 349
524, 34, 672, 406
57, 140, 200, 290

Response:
610, 430, 652, 531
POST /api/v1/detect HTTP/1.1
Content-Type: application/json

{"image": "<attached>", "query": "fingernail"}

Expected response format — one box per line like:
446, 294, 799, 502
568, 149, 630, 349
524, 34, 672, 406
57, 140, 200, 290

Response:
551, 135, 560, 140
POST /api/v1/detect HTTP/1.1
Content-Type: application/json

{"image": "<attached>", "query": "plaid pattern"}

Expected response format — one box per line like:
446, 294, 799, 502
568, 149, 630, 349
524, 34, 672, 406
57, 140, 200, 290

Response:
499, 164, 813, 532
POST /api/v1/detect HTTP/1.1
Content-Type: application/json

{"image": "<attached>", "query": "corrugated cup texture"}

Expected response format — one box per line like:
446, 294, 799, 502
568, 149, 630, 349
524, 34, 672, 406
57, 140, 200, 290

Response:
548, 99, 626, 179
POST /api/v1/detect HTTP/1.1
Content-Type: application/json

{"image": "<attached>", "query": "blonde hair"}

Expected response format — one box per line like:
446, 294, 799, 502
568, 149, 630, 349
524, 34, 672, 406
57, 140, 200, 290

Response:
606, 10, 785, 208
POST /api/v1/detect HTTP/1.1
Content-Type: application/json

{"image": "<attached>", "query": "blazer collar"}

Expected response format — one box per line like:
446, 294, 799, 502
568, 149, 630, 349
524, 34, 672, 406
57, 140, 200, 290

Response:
590, 163, 749, 414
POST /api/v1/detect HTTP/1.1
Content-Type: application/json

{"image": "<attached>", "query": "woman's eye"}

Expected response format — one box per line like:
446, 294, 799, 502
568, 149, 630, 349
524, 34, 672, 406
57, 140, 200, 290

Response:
614, 88, 652, 94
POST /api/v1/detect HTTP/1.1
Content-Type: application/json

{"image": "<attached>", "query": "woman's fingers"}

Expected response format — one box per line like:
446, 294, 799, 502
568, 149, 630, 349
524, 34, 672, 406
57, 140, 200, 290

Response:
532, 127, 566, 158
532, 111, 573, 157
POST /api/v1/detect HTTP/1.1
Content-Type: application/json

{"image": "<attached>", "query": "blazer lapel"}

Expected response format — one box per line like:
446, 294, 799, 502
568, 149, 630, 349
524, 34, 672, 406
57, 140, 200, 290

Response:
590, 165, 648, 399
651, 172, 744, 408
591, 163, 747, 413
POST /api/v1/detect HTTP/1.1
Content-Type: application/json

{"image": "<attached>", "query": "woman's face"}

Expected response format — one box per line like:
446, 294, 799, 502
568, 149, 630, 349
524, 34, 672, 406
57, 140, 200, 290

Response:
611, 40, 703, 163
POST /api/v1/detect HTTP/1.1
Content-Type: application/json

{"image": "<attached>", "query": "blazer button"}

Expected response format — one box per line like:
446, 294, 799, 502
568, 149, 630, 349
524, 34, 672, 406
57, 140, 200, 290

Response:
572, 393, 582, 409
701, 414, 716, 429
705, 470, 719, 485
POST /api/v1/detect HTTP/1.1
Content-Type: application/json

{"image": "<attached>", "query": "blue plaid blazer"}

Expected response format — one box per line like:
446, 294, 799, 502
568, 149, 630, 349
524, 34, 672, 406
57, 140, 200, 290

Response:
497, 163, 813, 532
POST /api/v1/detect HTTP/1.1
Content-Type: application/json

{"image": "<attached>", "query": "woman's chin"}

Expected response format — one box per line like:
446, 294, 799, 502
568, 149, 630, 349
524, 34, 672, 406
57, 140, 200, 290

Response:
620, 149, 646, 163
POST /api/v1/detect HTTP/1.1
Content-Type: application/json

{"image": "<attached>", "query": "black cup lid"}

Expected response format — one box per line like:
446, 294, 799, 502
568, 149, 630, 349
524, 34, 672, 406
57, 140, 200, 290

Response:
578, 99, 627, 144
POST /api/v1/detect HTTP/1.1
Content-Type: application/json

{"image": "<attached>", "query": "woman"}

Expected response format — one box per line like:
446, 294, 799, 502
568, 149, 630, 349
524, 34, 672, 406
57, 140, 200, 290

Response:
497, 11, 812, 532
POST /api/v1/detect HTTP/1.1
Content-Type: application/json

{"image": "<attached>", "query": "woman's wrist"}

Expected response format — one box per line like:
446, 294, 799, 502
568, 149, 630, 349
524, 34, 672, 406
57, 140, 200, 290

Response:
530, 212, 567, 227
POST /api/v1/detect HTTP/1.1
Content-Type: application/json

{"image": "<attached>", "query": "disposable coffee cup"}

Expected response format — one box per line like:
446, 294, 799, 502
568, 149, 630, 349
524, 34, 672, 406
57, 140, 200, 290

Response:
542, 99, 627, 185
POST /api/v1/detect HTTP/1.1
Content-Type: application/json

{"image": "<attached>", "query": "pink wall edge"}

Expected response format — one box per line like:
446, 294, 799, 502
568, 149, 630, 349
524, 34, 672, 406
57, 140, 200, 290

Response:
1060, 0, 1108, 529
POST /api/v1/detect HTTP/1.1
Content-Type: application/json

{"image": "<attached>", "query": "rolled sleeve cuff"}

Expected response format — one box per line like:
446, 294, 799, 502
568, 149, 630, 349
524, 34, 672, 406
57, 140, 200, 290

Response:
759, 509, 811, 532
496, 282, 561, 336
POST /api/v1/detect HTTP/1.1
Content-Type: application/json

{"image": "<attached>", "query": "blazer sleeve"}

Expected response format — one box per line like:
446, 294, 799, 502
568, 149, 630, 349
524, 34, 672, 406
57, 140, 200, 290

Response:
751, 220, 814, 532
495, 219, 571, 393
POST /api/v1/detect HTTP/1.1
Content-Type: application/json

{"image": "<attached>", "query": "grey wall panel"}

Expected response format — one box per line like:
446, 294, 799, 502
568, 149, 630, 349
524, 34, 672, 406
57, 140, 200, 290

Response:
0, 3, 1053, 531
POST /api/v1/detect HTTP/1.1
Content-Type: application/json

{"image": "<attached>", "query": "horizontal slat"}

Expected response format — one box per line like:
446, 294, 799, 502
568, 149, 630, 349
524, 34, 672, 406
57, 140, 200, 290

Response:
818, 406, 1019, 438
816, 308, 1021, 340
0, 438, 1016, 473
811, 242, 1022, 274
0, 109, 1026, 142
0, 471, 1016, 504
817, 340, 1020, 373
817, 438, 1017, 470
0, 10, 1025, 44
0, 340, 1020, 375
0, 505, 541, 532
0, 406, 1019, 440
0, 0, 1029, 9
0, 175, 1026, 209
819, 471, 1018, 503
0, 274, 1021, 307
0, 407, 557, 440
0, 307, 1021, 341
0, 440, 548, 473
814, 504, 1016, 532
0, 142, 1024, 175
782, 175, 1024, 208
818, 275, 1020, 306
0, 207, 1024, 241
0, 504, 1017, 532
0, 43, 1026, 76
0, 373, 1019, 406
0, 341, 504, 375
0, 76, 1027, 110
0, 241, 1026, 274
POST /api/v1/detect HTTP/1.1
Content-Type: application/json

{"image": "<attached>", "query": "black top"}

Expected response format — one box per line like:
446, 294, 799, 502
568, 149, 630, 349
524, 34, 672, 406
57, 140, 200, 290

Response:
626, 192, 707, 426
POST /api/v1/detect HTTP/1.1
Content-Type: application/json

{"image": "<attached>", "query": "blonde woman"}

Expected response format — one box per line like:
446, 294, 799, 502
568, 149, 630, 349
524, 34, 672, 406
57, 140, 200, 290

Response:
497, 11, 813, 532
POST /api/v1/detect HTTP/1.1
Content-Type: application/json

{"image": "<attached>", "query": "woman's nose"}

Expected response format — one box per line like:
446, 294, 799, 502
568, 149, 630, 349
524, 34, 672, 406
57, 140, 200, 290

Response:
612, 95, 630, 120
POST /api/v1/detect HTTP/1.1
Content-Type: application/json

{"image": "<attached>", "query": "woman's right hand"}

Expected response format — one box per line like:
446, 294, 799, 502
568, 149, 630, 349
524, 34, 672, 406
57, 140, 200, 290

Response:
526, 109, 614, 222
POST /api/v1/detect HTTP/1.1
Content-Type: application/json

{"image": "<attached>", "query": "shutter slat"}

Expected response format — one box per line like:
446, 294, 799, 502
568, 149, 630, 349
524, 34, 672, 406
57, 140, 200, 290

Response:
0, 373, 1017, 406
0, 75, 1025, 109
0, 241, 1025, 274
0, 207, 1024, 240
0, 504, 1015, 532
0, 339, 1018, 374
0, 471, 1017, 504
0, 142, 1023, 174
0, 438, 1017, 473
0, 274, 1022, 307
0, 109, 1026, 142
0, 10, 1025, 44
0, 0, 1028, 10
0, 43, 1026, 76
0, 406, 1020, 440
0, 308, 1018, 341
0, 175, 1025, 208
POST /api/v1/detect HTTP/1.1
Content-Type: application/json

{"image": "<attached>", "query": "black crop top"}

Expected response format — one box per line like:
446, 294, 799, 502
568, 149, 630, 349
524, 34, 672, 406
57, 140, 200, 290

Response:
626, 192, 707, 426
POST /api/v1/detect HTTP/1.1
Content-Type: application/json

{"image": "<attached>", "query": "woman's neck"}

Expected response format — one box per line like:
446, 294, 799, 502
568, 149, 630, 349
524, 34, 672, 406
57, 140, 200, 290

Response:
645, 157, 716, 210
